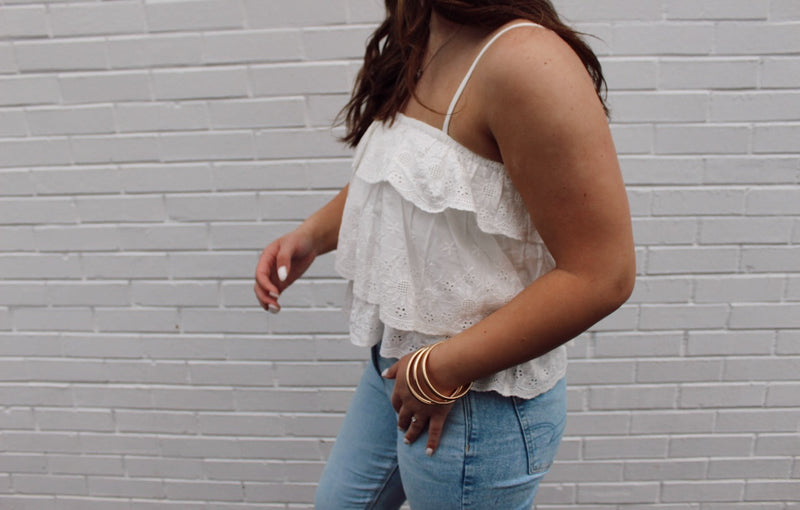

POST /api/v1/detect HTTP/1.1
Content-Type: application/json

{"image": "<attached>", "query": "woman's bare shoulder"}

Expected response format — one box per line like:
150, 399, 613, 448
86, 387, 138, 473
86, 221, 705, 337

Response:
479, 19, 600, 118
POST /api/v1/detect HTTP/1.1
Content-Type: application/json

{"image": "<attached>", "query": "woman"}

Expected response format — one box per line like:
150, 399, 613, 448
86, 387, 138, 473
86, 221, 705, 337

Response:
254, 0, 635, 508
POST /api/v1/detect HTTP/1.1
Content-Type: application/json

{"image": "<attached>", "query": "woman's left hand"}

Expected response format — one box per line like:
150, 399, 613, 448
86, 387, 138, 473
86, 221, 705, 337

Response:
382, 353, 455, 457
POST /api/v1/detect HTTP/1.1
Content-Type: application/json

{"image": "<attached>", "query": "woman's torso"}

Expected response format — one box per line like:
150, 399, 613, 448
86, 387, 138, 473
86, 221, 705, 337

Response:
335, 20, 568, 399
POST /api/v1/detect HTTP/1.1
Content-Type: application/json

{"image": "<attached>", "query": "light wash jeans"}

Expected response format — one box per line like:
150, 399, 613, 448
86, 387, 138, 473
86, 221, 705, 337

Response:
315, 342, 567, 509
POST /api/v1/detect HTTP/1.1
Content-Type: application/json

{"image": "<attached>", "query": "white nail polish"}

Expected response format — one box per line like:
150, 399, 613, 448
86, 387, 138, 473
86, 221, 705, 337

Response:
381, 368, 389, 377
277, 266, 288, 282
426, 448, 434, 457
403, 438, 410, 445
268, 304, 280, 314
269, 291, 280, 299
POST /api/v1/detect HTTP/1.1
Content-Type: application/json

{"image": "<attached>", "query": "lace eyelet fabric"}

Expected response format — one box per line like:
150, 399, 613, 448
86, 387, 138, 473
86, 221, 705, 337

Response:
335, 115, 567, 399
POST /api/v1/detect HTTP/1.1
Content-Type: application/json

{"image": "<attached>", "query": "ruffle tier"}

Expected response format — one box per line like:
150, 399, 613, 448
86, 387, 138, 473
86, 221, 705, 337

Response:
335, 115, 566, 398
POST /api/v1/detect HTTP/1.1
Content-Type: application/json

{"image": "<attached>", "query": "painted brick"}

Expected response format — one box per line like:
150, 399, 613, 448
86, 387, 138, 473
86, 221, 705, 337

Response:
754, 124, 800, 153
639, 304, 729, 330
15, 39, 108, 72
0, 138, 73, 169
0, 5, 48, 38
131, 281, 217, 306
636, 359, 724, 383
589, 385, 678, 410
107, 33, 204, 69
621, 157, 704, 185
669, 435, 754, 458
656, 125, 751, 155
679, 383, 767, 408
623, 460, 708, 481
158, 131, 254, 162
208, 98, 306, 129
30, 167, 121, 195
699, 217, 793, 244
630, 411, 715, 434
613, 23, 714, 55
49, 2, 146, 36
57, 71, 151, 106
694, 276, 784, 303
600, 58, 658, 90
755, 434, 800, 456
661, 58, 759, 90
71, 134, 161, 164
306, 93, 350, 127
145, 0, 245, 33
0, 76, 60, 107
0, 43, 17, 73
607, 91, 708, 123
167, 193, 258, 221
708, 457, 792, 480
703, 156, 800, 185
120, 164, 213, 193
204, 29, 303, 63
250, 63, 352, 96
687, 331, 775, 356
0, 226, 36, 251
0, 109, 30, 138
244, 0, 348, 27
716, 409, 800, 433
715, 22, 800, 55
762, 57, 800, 88
81, 254, 169, 279
730, 304, 800, 329
594, 332, 683, 358
665, 0, 769, 20
647, 247, 739, 275
116, 102, 209, 133
662, 481, 745, 502
152, 67, 249, 100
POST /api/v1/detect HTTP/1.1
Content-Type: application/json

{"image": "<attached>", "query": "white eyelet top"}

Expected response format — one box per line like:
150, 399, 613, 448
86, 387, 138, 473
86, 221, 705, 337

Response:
334, 23, 567, 399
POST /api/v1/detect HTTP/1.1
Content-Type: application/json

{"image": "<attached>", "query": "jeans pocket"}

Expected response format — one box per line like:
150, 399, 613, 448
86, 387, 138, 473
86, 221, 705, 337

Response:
511, 381, 567, 475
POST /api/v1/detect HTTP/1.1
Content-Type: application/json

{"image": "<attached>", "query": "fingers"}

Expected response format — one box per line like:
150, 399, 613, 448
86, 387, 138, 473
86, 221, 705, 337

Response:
397, 408, 416, 432
275, 243, 293, 285
254, 244, 281, 299
382, 362, 398, 380
253, 282, 280, 313
425, 414, 446, 456
402, 413, 427, 446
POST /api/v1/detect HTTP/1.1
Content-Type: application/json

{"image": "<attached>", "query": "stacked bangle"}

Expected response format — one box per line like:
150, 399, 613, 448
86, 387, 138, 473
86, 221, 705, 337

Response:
404, 341, 472, 405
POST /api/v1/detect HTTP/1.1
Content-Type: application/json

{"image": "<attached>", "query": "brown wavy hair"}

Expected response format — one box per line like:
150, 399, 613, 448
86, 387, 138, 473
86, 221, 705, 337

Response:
338, 0, 608, 148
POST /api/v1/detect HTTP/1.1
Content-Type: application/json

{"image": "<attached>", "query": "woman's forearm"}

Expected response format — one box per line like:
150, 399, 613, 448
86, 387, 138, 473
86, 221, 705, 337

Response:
295, 184, 349, 256
428, 264, 635, 392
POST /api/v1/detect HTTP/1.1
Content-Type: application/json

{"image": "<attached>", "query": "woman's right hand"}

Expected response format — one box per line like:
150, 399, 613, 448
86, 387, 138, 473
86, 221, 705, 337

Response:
254, 228, 318, 313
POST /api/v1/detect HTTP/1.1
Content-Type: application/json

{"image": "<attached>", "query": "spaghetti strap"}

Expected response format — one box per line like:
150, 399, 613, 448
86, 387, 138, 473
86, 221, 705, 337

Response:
443, 22, 542, 135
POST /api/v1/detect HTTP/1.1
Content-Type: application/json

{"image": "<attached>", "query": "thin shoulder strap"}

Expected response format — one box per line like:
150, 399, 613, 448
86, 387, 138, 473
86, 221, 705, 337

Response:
443, 22, 542, 135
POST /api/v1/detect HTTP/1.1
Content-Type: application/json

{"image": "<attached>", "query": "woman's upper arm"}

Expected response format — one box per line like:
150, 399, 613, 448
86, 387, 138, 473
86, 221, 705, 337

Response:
483, 27, 635, 296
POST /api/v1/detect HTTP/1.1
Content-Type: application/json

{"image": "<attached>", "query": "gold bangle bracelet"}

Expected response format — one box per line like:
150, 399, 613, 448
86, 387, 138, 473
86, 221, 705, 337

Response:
404, 343, 473, 405
419, 342, 462, 402
416, 345, 455, 404
418, 343, 461, 402
405, 347, 436, 405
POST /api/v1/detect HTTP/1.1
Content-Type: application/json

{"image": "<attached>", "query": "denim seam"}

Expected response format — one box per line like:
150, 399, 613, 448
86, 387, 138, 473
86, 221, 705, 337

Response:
365, 463, 401, 510
460, 393, 473, 510
511, 396, 535, 475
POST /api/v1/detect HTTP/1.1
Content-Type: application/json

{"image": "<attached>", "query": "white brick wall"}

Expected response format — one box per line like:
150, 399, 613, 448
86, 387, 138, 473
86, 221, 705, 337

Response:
0, 0, 797, 507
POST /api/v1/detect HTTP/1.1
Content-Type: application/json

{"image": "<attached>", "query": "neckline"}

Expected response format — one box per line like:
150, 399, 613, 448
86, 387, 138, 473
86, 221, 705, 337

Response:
394, 113, 505, 169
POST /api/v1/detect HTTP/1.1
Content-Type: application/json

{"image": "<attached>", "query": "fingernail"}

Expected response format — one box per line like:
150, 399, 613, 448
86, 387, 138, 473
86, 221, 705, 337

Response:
403, 438, 410, 445
381, 368, 389, 377
426, 448, 434, 457
277, 266, 288, 282
269, 291, 279, 299
268, 304, 280, 314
